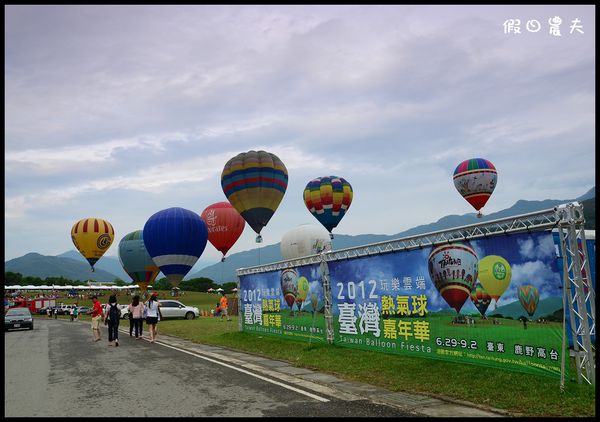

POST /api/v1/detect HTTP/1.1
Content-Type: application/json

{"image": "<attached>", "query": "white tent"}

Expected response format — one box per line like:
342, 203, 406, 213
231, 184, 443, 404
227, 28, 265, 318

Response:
216, 288, 224, 292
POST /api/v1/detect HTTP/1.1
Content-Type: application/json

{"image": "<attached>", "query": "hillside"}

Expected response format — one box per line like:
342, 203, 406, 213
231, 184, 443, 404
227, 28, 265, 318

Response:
190, 188, 595, 282
5, 253, 119, 282
489, 297, 563, 320
5, 187, 594, 283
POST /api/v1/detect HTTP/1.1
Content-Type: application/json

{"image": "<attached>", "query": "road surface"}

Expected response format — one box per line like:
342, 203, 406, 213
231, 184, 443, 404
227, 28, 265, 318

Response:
5, 319, 414, 417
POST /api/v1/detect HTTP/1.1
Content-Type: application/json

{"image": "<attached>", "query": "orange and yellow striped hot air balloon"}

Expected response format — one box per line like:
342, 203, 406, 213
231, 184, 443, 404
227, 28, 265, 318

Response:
71, 218, 115, 272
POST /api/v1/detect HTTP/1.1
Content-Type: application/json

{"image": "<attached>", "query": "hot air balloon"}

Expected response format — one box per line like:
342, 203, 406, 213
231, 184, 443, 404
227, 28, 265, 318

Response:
470, 283, 492, 317
280, 224, 332, 260
221, 150, 288, 243
518, 285, 539, 317
296, 276, 309, 312
280, 269, 299, 310
478, 255, 512, 308
71, 218, 115, 272
201, 202, 245, 262
428, 241, 479, 314
118, 230, 160, 295
303, 176, 353, 238
142, 207, 208, 289
453, 158, 497, 218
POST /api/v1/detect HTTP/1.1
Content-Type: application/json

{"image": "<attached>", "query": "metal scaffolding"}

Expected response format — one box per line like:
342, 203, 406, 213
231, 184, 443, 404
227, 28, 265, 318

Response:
236, 202, 595, 386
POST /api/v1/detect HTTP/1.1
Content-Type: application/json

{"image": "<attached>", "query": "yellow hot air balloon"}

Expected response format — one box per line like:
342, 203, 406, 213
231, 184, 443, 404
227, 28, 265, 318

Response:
71, 218, 115, 272
478, 255, 512, 306
296, 276, 309, 311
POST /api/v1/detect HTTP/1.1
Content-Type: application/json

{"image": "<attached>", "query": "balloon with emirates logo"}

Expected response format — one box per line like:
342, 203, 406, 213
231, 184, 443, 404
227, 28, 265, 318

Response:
201, 202, 245, 262
427, 241, 479, 314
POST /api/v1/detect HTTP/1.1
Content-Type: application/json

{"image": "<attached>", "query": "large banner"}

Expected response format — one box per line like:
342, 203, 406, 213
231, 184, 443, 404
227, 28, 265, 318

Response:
240, 264, 327, 343
328, 231, 565, 378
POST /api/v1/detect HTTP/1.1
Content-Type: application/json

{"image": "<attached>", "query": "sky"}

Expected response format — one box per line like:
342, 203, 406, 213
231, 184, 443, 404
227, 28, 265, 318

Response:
5, 5, 596, 271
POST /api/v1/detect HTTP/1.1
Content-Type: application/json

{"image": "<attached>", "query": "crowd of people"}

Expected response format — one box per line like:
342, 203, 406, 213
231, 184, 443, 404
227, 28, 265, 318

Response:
91, 292, 164, 346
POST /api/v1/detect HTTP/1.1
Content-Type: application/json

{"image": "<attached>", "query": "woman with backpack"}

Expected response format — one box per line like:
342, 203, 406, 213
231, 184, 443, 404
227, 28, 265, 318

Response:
104, 295, 121, 347
145, 292, 162, 343
128, 295, 144, 340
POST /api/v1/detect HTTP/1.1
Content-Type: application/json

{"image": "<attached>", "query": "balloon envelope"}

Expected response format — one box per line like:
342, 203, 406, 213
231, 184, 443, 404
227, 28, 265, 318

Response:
453, 158, 497, 212
221, 150, 288, 240
142, 207, 208, 287
280, 224, 332, 260
296, 276, 309, 304
71, 218, 115, 270
518, 285, 540, 317
118, 230, 160, 293
470, 283, 492, 317
201, 202, 245, 258
304, 176, 353, 234
478, 255, 512, 301
428, 241, 479, 314
280, 269, 299, 308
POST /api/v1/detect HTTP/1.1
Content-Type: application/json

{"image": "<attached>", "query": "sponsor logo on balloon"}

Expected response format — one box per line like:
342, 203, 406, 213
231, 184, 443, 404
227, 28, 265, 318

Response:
206, 209, 217, 227
492, 262, 507, 280
97, 234, 112, 249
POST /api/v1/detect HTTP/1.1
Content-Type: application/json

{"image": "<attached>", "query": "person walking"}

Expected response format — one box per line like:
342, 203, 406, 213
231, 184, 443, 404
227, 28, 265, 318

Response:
128, 295, 144, 340
53, 306, 58, 319
69, 307, 75, 322
104, 295, 121, 347
91, 296, 104, 342
73, 306, 79, 321
145, 292, 162, 343
220, 292, 231, 322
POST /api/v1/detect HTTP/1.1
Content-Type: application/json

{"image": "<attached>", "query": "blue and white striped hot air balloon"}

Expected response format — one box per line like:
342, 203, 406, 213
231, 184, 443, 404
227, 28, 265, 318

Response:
142, 207, 208, 288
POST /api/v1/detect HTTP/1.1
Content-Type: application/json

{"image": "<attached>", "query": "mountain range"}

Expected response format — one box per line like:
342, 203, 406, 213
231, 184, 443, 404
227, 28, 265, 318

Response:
4, 187, 595, 283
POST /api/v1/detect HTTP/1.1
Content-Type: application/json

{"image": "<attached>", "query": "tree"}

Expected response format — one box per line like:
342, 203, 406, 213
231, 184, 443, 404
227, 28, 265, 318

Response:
221, 281, 238, 293
179, 277, 217, 292
5, 272, 23, 285
113, 279, 126, 287
153, 278, 172, 291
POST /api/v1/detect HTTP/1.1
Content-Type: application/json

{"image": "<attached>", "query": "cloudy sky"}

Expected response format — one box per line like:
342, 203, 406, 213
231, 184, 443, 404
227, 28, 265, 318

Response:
5, 5, 595, 270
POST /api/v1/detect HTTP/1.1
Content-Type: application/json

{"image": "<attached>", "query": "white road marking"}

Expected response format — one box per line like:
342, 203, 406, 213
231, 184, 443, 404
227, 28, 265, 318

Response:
116, 327, 330, 403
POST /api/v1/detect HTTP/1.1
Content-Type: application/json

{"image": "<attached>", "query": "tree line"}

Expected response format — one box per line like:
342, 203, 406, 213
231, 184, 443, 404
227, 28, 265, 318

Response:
4, 272, 237, 293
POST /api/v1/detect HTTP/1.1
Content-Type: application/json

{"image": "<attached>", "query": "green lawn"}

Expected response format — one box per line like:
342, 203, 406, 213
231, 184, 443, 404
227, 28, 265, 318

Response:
33, 290, 595, 416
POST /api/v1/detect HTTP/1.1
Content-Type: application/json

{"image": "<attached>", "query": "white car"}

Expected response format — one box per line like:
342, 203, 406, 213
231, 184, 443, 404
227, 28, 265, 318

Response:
102, 303, 129, 319
157, 300, 199, 320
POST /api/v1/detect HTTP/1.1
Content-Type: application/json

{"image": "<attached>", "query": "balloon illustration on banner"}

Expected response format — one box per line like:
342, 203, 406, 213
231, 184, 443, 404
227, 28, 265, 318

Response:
296, 276, 309, 311
518, 285, 540, 317
470, 283, 492, 317
428, 241, 479, 314
118, 230, 160, 295
71, 217, 115, 272
142, 207, 208, 288
453, 158, 497, 218
478, 255, 512, 308
221, 150, 288, 243
201, 202, 245, 261
280, 224, 332, 260
280, 268, 299, 310
303, 176, 353, 238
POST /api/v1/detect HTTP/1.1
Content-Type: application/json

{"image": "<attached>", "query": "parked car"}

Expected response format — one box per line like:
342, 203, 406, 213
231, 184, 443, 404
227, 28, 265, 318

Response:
57, 304, 76, 315
101, 303, 129, 319
77, 306, 92, 315
4, 307, 34, 331
157, 300, 199, 320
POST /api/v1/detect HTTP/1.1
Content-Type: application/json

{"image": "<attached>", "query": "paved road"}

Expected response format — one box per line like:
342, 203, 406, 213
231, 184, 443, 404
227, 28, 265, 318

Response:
5, 319, 414, 417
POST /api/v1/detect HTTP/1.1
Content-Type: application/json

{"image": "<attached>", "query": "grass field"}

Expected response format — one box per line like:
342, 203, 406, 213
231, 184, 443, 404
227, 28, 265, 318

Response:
32, 290, 594, 416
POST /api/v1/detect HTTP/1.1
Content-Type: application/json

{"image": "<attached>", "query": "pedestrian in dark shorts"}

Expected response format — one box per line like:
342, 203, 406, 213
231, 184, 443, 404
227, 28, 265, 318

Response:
145, 292, 162, 343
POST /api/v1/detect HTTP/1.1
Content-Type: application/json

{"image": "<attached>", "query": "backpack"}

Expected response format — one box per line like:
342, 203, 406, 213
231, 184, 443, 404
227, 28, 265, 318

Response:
108, 303, 121, 321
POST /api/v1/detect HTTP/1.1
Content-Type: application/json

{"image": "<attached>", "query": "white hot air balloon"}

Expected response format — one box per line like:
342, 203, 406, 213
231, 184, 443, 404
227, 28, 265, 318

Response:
280, 224, 332, 260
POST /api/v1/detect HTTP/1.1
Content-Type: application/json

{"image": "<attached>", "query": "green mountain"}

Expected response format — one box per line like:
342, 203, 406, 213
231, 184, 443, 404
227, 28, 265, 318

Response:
5, 187, 594, 283
189, 187, 595, 282
489, 297, 564, 320
5, 253, 119, 282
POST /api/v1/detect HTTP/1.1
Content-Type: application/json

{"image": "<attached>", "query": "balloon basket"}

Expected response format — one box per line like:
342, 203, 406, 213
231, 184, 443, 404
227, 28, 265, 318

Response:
476, 211, 483, 218
329, 233, 334, 239
256, 235, 263, 243
221, 256, 225, 263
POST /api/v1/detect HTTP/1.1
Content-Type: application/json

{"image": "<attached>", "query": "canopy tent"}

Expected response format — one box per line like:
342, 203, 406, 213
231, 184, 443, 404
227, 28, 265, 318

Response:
207, 288, 214, 292
216, 288, 224, 292
231, 288, 238, 292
